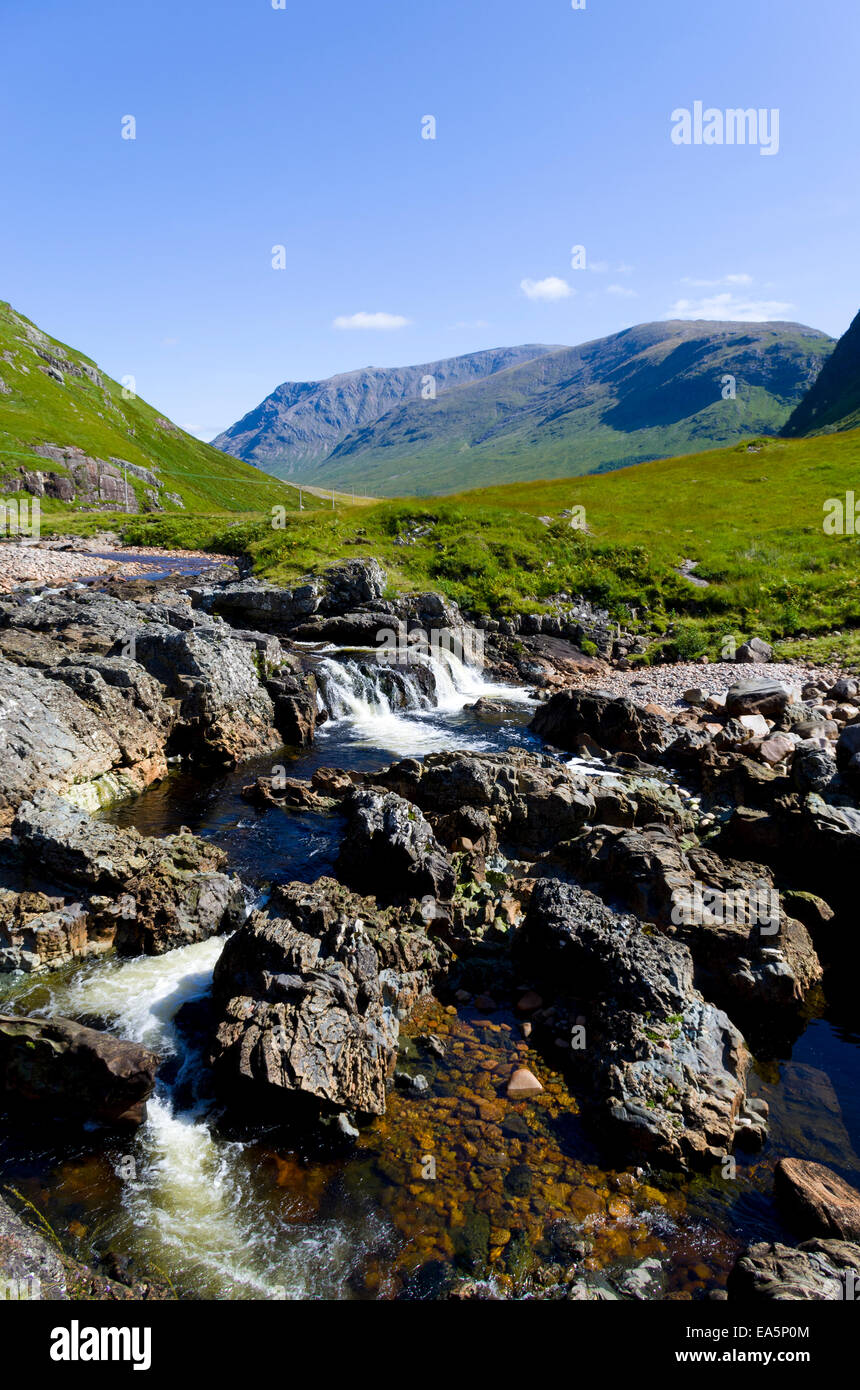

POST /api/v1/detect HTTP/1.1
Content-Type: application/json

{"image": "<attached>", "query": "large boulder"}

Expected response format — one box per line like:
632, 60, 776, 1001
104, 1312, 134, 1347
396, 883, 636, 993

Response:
210, 879, 443, 1120
0, 1014, 158, 1127
9, 794, 245, 958
736, 637, 773, 663
337, 789, 455, 903
531, 689, 680, 760
774, 1159, 860, 1242
728, 1239, 860, 1301
191, 578, 321, 633
560, 823, 822, 1016
519, 878, 757, 1170
725, 679, 792, 720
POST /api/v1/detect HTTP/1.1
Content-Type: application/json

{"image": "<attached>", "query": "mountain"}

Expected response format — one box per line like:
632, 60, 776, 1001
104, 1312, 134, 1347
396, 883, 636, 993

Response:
212, 345, 562, 473
0, 301, 299, 515
782, 307, 860, 437
219, 321, 833, 498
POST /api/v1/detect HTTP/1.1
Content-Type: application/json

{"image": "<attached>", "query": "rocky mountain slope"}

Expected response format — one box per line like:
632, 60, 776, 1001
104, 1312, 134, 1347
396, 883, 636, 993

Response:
782, 306, 860, 437
217, 320, 833, 497
212, 345, 561, 474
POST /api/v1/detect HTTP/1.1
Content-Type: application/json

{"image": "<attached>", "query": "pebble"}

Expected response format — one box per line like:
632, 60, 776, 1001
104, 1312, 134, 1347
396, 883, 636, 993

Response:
507, 1068, 544, 1099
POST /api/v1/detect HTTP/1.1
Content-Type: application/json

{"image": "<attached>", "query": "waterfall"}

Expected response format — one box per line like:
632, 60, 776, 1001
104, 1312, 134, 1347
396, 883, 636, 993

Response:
314, 642, 533, 756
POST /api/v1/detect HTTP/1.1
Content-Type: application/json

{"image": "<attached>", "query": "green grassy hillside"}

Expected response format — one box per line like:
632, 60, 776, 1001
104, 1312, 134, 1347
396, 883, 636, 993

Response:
134, 429, 860, 664
301, 320, 833, 495
0, 301, 316, 516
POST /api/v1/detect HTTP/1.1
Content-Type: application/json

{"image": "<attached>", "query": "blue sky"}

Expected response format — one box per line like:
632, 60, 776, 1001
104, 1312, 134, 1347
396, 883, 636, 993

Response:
2, 0, 857, 439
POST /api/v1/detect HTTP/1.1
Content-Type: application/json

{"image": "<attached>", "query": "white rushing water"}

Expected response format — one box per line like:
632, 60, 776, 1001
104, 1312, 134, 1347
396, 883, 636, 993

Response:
27, 941, 381, 1299
315, 643, 535, 756
1, 643, 536, 1298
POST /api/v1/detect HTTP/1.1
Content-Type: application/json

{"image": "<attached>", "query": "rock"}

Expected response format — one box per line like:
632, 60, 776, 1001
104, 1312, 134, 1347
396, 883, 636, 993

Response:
209, 879, 442, 1120
507, 1068, 544, 1099
337, 789, 455, 903
836, 723, 860, 772
828, 678, 859, 701
759, 733, 796, 766
737, 713, 771, 740
531, 689, 679, 760
10, 793, 245, 958
191, 578, 321, 633
682, 688, 707, 706
516, 991, 543, 1012
792, 741, 836, 794
728, 1239, 860, 1300
520, 878, 755, 1169
0, 1195, 68, 1300
725, 680, 792, 719
774, 1159, 860, 1241
0, 1014, 158, 1127
560, 822, 822, 1016
612, 1258, 666, 1300
736, 638, 773, 663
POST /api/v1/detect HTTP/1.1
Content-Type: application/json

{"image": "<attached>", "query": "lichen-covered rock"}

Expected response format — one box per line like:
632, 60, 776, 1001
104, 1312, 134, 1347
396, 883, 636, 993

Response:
520, 878, 757, 1170
210, 879, 443, 1119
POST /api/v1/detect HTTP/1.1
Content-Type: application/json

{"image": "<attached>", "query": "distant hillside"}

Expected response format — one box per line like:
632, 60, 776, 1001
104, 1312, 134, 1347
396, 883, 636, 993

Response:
212, 345, 562, 472
782, 307, 860, 437
307, 320, 833, 495
0, 301, 301, 515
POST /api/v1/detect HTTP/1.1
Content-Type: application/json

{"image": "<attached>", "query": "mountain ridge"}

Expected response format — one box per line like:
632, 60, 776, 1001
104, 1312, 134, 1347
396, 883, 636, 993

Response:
782, 307, 860, 437
217, 319, 833, 496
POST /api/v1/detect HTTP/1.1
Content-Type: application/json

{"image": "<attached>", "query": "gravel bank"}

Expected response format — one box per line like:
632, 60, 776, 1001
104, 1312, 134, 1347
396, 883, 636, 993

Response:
566, 660, 844, 709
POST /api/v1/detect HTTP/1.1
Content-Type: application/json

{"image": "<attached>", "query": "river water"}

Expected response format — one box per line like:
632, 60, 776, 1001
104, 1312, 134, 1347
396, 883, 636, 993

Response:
1, 645, 859, 1300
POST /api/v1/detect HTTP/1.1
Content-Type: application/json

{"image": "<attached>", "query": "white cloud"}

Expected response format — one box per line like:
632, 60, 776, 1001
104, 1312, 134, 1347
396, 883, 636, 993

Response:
333, 312, 410, 330
680, 273, 754, 288
587, 260, 610, 274
607, 284, 638, 298
669, 292, 794, 322
520, 276, 573, 302
615, 262, 635, 275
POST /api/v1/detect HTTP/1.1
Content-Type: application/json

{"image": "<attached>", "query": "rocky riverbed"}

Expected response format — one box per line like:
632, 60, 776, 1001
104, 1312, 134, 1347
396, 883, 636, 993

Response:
1, 556, 859, 1301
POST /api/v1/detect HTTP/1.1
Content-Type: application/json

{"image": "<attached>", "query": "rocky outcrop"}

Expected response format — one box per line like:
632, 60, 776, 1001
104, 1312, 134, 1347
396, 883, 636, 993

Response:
210, 879, 444, 1120
6, 793, 245, 961
560, 823, 822, 1017
530, 689, 681, 760
774, 1159, 860, 1242
728, 1239, 860, 1300
519, 878, 758, 1169
337, 789, 456, 903
0, 1014, 158, 1127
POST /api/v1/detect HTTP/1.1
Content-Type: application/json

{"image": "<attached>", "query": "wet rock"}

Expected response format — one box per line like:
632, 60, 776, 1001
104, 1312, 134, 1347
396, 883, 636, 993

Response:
210, 880, 441, 1120
612, 1258, 666, 1300
531, 689, 680, 761
520, 878, 755, 1170
10, 793, 245, 957
337, 789, 455, 903
774, 1159, 860, 1242
0, 1013, 158, 1127
507, 1067, 544, 1099
728, 1238, 860, 1300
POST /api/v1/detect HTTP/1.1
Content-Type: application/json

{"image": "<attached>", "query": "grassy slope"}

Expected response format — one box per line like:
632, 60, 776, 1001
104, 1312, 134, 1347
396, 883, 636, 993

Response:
0, 301, 319, 516
133, 429, 860, 664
